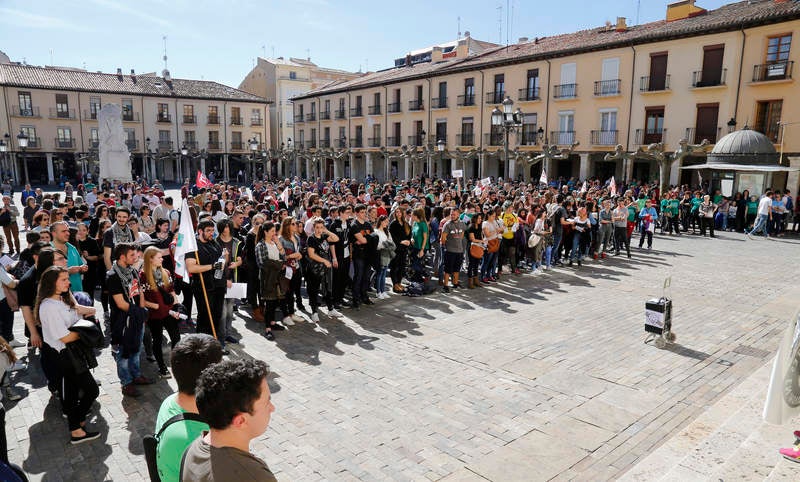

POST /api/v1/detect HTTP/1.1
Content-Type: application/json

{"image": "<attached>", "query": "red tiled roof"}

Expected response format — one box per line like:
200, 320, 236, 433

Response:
0, 64, 269, 103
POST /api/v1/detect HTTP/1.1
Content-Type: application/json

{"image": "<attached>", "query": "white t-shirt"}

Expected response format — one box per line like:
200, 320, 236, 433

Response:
757, 196, 773, 216
39, 298, 81, 351
482, 220, 499, 241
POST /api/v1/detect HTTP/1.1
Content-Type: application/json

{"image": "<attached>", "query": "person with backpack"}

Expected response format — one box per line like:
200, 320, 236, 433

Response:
149, 334, 223, 482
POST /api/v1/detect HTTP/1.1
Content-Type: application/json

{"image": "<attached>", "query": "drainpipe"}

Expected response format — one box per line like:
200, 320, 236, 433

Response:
478, 69, 485, 177
543, 60, 551, 144
426, 78, 432, 177
384, 86, 389, 181
626, 45, 636, 151
733, 26, 746, 124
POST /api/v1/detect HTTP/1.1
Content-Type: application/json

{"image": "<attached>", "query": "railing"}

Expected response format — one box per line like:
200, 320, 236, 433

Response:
11, 105, 40, 117
157, 113, 171, 123
457, 94, 476, 106
368, 137, 381, 147
122, 112, 139, 122
484, 132, 503, 146
386, 136, 401, 147
83, 110, 100, 120
182, 115, 197, 124
752, 61, 794, 82
230, 116, 243, 125
335, 109, 346, 119
408, 100, 424, 111
486, 91, 505, 104
408, 135, 424, 146
518, 129, 539, 146
431, 97, 448, 109
590, 130, 619, 145
306, 113, 316, 122
294, 114, 305, 123
54, 137, 76, 149
90, 140, 99, 149
251, 117, 264, 125
24, 137, 42, 149
50, 108, 76, 119
158, 140, 173, 150
337, 139, 347, 148
350, 107, 363, 117
182, 141, 198, 151
318, 111, 330, 120
319, 139, 331, 148
639, 75, 671, 92
387, 102, 401, 113
551, 131, 576, 145
635, 128, 667, 145
207, 141, 221, 150
518, 87, 540, 101
278, 75, 310, 81
125, 139, 140, 151
230, 141, 245, 150
435, 135, 447, 146
692, 68, 727, 87
350, 138, 363, 148
207, 115, 220, 125
553, 84, 577, 99
685, 126, 721, 144
368, 105, 381, 115
456, 133, 475, 146
594, 79, 621, 96
305, 140, 317, 149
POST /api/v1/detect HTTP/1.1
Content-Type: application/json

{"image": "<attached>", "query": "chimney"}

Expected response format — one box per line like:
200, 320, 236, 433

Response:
518, 37, 529, 44
431, 46, 443, 63
116, 68, 123, 80
616, 17, 627, 32
456, 37, 469, 57
130, 69, 135, 76
666, 0, 706, 22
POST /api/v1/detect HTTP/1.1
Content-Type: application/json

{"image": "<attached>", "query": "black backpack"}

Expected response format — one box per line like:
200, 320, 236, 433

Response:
143, 412, 205, 482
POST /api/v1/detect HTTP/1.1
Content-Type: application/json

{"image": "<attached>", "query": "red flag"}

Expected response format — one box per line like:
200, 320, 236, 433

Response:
196, 170, 212, 188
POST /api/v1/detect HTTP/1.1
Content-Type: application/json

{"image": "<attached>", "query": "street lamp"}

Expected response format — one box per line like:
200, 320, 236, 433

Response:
0, 135, 6, 180
145, 137, 151, 182
17, 130, 29, 185
491, 96, 524, 180
248, 137, 259, 181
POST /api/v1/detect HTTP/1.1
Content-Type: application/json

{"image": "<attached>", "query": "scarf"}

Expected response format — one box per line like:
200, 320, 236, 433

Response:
111, 222, 133, 245
112, 261, 137, 297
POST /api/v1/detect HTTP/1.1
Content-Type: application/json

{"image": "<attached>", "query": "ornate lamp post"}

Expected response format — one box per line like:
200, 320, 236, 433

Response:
180, 144, 189, 181
249, 137, 260, 181
144, 137, 152, 182
0, 135, 7, 180
17, 130, 30, 185
491, 96, 524, 180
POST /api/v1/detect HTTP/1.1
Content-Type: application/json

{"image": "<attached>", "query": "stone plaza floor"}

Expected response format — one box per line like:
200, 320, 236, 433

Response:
4, 208, 800, 481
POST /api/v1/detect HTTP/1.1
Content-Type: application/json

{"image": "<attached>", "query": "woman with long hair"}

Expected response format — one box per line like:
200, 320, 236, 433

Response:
279, 217, 304, 324
388, 207, 411, 293
139, 247, 180, 378
466, 213, 484, 289
36, 266, 100, 444
375, 215, 395, 299
89, 204, 109, 238
139, 205, 155, 234
96, 219, 112, 317
256, 222, 287, 340
481, 209, 500, 283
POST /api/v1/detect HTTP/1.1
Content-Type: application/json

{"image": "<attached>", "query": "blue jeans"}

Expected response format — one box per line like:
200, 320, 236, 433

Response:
376, 266, 388, 294
114, 330, 143, 387
480, 251, 497, 279
570, 235, 585, 261
352, 257, 371, 303
749, 214, 770, 237
550, 232, 563, 265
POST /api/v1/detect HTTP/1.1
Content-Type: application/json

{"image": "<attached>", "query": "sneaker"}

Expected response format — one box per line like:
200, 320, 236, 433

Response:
224, 335, 240, 344
159, 369, 172, 379
121, 384, 140, 397
442, 286, 450, 293
263, 330, 275, 341
779, 446, 800, 463
282, 315, 295, 326
271, 323, 286, 331
132, 376, 153, 385
9, 339, 25, 348
328, 309, 343, 318
4, 387, 22, 401
70, 431, 101, 445
362, 298, 375, 305
291, 313, 304, 323
311, 313, 320, 323
10, 361, 26, 372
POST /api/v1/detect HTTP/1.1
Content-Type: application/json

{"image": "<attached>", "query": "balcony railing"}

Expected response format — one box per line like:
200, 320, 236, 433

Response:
181, 141, 197, 151
685, 126, 721, 144
635, 128, 667, 145
368, 137, 381, 147
518, 87, 540, 101
408, 135, 424, 146
319, 139, 331, 148
484, 132, 503, 146
456, 133, 475, 146
84, 110, 99, 120
306, 113, 316, 122
50, 108, 76, 119
122, 111, 140, 122
294, 114, 304, 123
518, 129, 539, 146
590, 130, 619, 145
251, 117, 264, 125
553, 84, 577, 99
408, 100, 424, 111
207, 115, 220, 125
157, 113, 171, 123
350, 138, 363, 148
318, 111, 330, 121
386, 136, 401, 147
639, 75, 671, 92
337, 139, 348, 148
350, 107, 363, 117
230, 116, 243, 125
752, 61, 794, 82
21, 137, 42, 149
207, 141, 221, 150
335, 109, 346, 119
692, 68, 727, 87
11, 105, 40, 117
54, 137, 76, 149
551, 131, 576, 145
594, 79, 621, 96
182, 115, 197, 124
90, 140, 99, 149
486, 91, 505, 104
231, 141, 245, 150
368, 105, 381, 115
457, 94, 476, 106
305, 140, 316, 149
431, 97, 448, 109
126, 139, 140, 151
387, 102, 401, 113
157, 140, 173, 150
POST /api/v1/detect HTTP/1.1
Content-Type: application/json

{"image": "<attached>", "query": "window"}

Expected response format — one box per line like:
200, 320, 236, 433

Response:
311, 128, 317, 146
644, 107, 665, 144
20, 126, 36, 146
557, 111, 575, 145
57, 127, 72, 147
124, 128, 136, 149
232, 131, 242, 146
338, 126, 346, 146
437, 82, 447, 107
310, 102, 316, 114
355, 125, 362, 141
558, 63, 577, 98
597, 109, 618, 145
599, 58, 620, 95
55, 94, 70, 117
252, 108, 261, 121
18, 91, 33, 116
766, 34, 792, 63
208, 131, 219, 147
525, 70, 540, 100
324, 100, 330, 113
89, 96, 101, 119
183, 105, 195, 124
208, 106, 219, 124
435, 119, 447, 143
521, 114, 538, 145
323, 127, 330, 140
231, 107, 242, 124
755, 100, 782, 143
289, 71, 297, 80
339, 98, 345, 112
122, 99, 134, 121
90, 128, 99, 147
494, 74, 504, 94
460, 117, 474, 145
415, 85, 423, 102
648, 53, 669, 91
158, 103, 170, 121
184, 130, 196, 148
158, 130, 170, 142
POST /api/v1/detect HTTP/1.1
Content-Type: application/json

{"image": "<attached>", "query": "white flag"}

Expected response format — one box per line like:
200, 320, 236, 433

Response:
763, 308, 800, 424
539, 169, 548, 185
609, 176, 617, 196
173, 199, 197, 281
580, 181, 587, 194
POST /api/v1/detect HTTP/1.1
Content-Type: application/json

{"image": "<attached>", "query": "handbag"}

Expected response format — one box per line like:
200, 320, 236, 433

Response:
487, 238, 500, 253
469, 242, 485, 259
527, 233, 541, 248
2, 285, 18, 311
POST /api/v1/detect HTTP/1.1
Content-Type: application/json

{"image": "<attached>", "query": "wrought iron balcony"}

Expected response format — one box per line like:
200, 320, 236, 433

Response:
122, 111, 140, 122
337, 139, 348, 148
368, 105, 381, 115
692, 68, 727, 87
387, 102, 401, 113
306, 113, 316, 122
207, 141, 221, 150
350, 138, 363, 148
386, 136, 401, 147
457, 94, 475, 106
183, 141, 198, 151
518, 87, 540, 101
456, 133, 475, 146
54, 137, 76, 149
639, 75, 671, 92
635, 128, 667, 145
431, 97, 448, 109
305, 140, 316, 148
484, 132, 503, 146
518, 130, 539, 146
685, 126, 721, 144
350, 107, 363, 117
230, 116, 243, 126
158, 140, 173, 150
408, 135, 424, 146
157, 113, 171, 123
752, 61, 793, 82
50, 108, 76, 119
551, 131, 576, 145
90, 140, 99, 149
486, 91, 505, 104
335, 109, 346, 119
126, 139, 140, 151
11, 105, 40, 117
368, 137, 381, 147
553, 84, 577, 99
207, 115, 220, 125
231, 141, 245, 150
408, 100, 424, 111
182, 115, 197, 124
319, 139, 331, 148
83, 110, 99, 120
294, 114, 304, 123
590, 130, 618, 145
318, 111, 330, 121
594, 79, 621, 96
22, 137, 42, 149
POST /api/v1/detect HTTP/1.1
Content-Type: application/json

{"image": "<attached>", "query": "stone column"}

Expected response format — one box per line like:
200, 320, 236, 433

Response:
404, 155, 411, 180
669, 158, 680, 187
508, 153, 517, 181
787, 156, 800, 197
333, 157, 341, 179
579, 152, 590, 180
203, 155, 209, 177
365, 152, 373, 181
46, 153, 55, 184
624, 158, 634, 182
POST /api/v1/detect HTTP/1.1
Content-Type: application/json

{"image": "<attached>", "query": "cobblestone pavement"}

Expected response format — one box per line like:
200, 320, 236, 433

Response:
4, 195, 800, 481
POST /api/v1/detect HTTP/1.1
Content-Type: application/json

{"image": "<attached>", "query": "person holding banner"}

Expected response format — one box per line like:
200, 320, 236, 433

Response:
215, 219, 243, 345
185, 220, 226, 349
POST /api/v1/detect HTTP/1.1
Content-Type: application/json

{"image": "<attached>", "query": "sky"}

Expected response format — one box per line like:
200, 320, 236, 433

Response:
0, 0, 732, 89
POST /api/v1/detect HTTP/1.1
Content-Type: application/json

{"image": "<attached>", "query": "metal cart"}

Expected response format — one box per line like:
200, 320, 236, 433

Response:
644, 277, 676, 349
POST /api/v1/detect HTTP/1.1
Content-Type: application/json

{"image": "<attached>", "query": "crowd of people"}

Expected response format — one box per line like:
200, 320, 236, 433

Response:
0, 173, 794, 480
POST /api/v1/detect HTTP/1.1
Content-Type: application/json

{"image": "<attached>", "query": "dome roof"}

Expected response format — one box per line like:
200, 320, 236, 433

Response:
711, 128, 776, 155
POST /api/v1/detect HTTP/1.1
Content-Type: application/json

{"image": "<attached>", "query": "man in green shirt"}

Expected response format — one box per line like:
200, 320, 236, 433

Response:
155, 334, 223, 482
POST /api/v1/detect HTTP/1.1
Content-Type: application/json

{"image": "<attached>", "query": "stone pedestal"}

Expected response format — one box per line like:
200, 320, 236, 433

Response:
46, 153, 55, 184
579, 153, 590, 180
365, 153, 373, 181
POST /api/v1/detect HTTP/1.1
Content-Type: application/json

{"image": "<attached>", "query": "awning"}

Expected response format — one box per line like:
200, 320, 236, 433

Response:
679, 163, 800, 172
